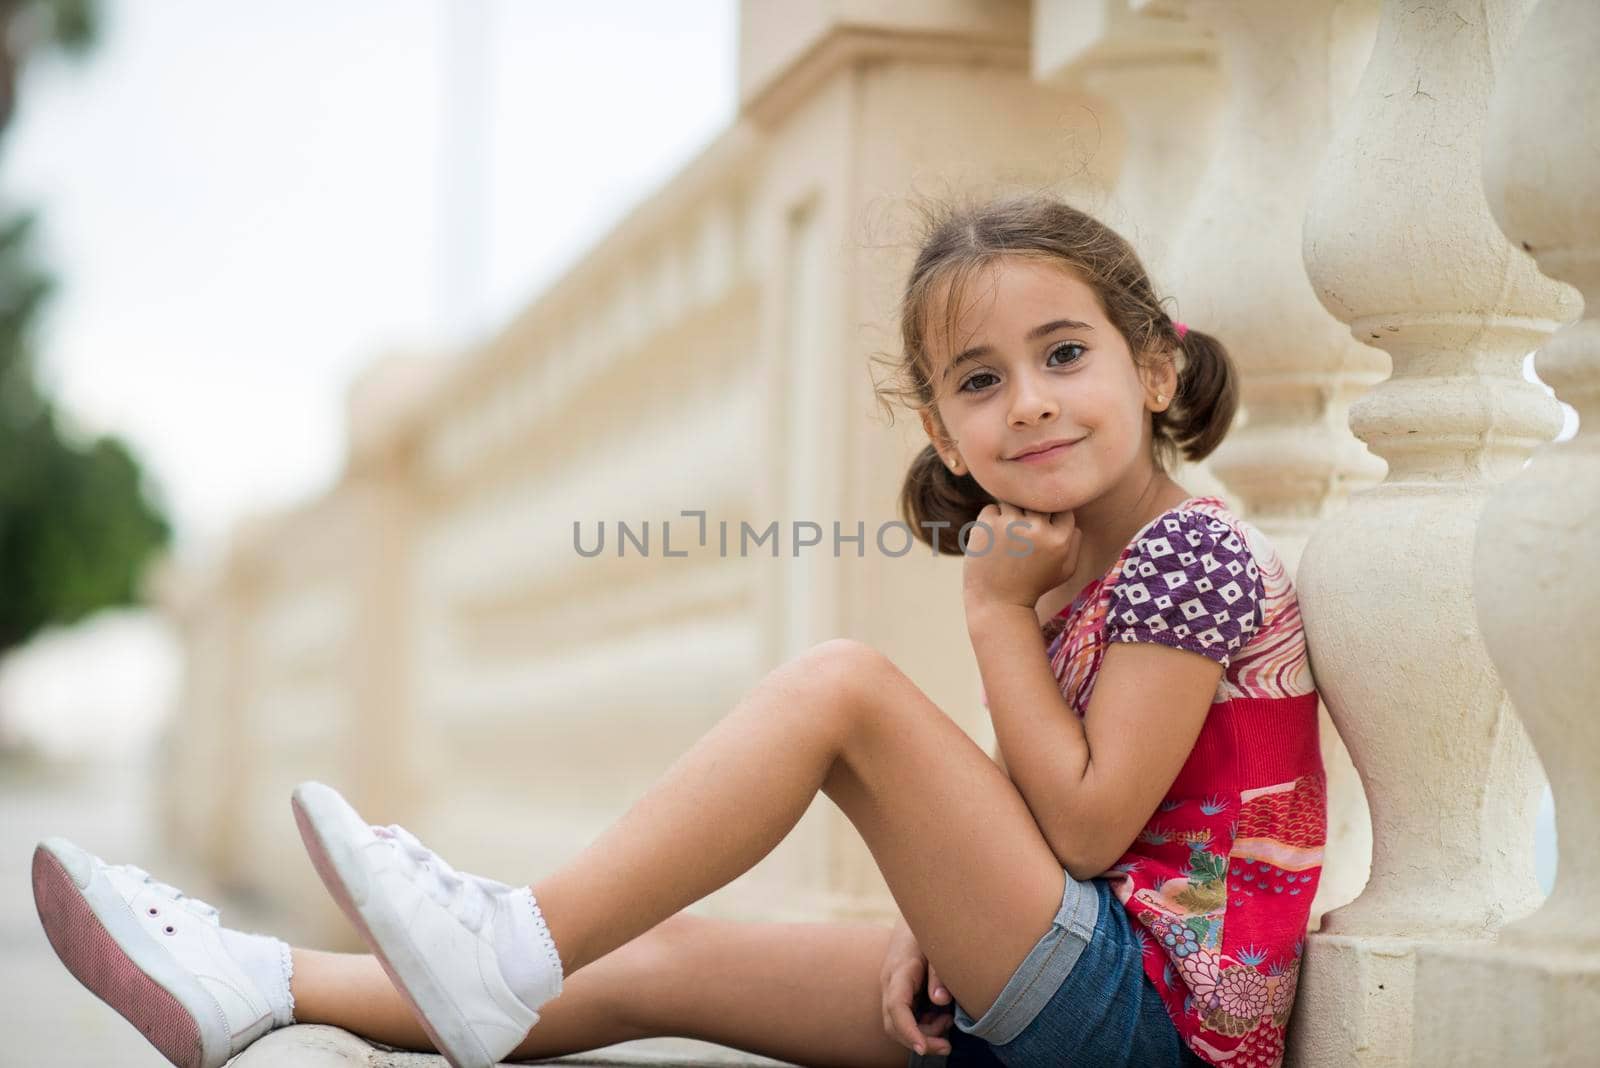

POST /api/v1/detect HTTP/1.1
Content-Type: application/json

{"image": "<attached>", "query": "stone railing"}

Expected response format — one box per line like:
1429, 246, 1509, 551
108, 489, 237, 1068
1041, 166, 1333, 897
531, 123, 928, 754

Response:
1043, 2, 1591, 1061
158, 0, 1592, 1062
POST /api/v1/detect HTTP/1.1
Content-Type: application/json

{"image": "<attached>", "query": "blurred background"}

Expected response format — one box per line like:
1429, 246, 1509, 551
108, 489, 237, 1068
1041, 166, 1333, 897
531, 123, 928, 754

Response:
2, 1, 747, 1062
0, 0, 1572, 1064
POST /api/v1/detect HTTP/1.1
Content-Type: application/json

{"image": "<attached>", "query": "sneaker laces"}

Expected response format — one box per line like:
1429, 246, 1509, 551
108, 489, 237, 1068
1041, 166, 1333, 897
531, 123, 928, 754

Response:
372, 824, 497, 931
117, 864, 221, 925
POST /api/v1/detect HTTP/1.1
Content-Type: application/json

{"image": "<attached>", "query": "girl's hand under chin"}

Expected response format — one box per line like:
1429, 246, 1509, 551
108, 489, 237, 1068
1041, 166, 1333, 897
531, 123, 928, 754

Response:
962, 501, 1083, 612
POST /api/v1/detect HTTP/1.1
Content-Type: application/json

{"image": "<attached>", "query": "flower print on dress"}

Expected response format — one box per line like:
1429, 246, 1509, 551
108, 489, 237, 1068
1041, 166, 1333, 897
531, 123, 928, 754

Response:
1147, 912, 1202, 959
1212, 964, 1271, 1030
1169, 941, 1300, 1046
1175, 948, 1223, 1006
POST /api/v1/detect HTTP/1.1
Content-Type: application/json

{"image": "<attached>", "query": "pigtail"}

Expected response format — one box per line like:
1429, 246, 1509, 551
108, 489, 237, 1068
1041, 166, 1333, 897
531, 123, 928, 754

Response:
1160, 326, 1239, 464
899, 443, 993, 557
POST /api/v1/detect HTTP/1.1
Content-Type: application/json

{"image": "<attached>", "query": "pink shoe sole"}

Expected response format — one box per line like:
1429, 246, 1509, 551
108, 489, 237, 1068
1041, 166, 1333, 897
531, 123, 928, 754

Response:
32, 843, 207, 1068
290, 789, 481, 1068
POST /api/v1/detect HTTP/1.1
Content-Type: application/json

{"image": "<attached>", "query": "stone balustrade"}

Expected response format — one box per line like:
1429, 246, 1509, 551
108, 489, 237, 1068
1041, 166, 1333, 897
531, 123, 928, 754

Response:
1411, 0, 1598, 1062
1290, 0, 1586, 1062
157, 0, 1591, 1061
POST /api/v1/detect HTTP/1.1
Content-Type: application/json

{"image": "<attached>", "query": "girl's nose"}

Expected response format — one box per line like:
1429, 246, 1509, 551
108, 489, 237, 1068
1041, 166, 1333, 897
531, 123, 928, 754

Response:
1008, 375, 1059, 426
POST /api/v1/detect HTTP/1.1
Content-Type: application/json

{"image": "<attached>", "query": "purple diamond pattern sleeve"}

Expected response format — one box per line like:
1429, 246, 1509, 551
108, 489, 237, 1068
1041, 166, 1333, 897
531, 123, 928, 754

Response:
1106, 509, 1264, 667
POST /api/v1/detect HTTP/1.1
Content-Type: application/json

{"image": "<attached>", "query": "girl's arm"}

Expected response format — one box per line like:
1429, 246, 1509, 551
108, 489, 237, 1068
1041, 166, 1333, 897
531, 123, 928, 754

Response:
967, 601, 1219, 881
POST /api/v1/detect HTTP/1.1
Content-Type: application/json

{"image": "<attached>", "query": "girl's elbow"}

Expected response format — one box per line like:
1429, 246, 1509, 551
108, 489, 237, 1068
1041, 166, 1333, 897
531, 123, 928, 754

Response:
1033, 805, 1110, 880
1062, 854, 1104, 883
1061, 827, 1123, 881
1044, 825, 1101, 882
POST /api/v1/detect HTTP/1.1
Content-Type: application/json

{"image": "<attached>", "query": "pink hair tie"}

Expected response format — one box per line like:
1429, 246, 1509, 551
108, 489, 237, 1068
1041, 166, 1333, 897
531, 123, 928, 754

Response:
1174, 321, 1189, 339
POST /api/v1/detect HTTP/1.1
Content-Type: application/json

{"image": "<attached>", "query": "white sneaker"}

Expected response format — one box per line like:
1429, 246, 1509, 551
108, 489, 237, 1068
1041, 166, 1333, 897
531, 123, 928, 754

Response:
290, 781, 563, 1068
31, 837, 294, 1068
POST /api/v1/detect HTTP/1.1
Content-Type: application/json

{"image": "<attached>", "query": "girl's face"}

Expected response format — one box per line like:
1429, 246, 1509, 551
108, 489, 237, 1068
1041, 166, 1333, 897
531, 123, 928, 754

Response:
919, 256, 1175, 515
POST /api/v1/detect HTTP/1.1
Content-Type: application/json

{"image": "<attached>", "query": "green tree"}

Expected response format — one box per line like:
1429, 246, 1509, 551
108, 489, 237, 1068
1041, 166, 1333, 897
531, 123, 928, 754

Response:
0, 0, 98, 136
0, 0, 172, 654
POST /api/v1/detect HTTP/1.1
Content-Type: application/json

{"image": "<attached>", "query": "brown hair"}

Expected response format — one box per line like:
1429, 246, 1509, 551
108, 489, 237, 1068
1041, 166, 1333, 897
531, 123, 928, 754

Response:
871, 193, 1239, 556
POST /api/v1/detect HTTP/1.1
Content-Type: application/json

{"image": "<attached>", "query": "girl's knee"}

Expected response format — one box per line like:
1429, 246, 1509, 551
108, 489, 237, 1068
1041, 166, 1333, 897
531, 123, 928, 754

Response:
751, 640, 904, 756
797, 638, 898, 701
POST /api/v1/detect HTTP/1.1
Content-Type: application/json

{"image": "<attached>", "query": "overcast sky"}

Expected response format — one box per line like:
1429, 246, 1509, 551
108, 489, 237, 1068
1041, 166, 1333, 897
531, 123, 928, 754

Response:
5, 0, 737, 554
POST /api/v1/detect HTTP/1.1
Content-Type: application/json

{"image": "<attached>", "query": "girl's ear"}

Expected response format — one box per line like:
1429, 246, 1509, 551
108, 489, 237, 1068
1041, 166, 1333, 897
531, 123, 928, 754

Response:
920, 409, 965, 475
1141, 351, 1179, 413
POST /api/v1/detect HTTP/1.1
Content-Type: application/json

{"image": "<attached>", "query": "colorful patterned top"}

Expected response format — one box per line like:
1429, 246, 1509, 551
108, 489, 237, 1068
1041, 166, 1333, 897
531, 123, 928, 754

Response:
991, 496, 1326, 1068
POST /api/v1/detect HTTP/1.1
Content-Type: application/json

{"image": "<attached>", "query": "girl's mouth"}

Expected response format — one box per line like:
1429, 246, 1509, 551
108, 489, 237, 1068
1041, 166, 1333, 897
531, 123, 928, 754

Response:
1010, 438, 1083, 464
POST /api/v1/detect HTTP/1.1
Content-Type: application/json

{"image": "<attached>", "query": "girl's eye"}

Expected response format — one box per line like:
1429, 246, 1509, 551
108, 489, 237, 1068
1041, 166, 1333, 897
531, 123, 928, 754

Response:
956, 342, 1087, 393
1047, 342, 1087, 367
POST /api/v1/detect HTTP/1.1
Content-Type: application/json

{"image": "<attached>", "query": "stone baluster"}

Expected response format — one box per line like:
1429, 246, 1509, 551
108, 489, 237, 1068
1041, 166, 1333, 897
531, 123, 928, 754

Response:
1411, 1, 1597, 1062
1159, 0, 1389, 927
1032, 0, 1223, 285
1293, 0, 1582, 1062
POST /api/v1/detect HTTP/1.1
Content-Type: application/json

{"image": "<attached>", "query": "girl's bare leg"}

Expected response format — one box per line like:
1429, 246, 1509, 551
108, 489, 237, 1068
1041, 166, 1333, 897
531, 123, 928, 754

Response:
290, 914, 920, 1068
530, 639, 1066, 1031
298, 638, 1066, 1063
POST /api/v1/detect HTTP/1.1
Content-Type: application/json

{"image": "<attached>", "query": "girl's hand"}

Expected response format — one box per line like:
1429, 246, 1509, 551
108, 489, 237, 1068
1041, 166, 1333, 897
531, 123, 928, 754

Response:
880, 918, 955, 1057
962, 501, 1082, 611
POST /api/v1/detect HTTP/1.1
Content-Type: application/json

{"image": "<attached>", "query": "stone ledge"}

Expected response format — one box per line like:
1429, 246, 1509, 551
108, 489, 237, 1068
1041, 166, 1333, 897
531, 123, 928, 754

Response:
230, 1025, 798, 1067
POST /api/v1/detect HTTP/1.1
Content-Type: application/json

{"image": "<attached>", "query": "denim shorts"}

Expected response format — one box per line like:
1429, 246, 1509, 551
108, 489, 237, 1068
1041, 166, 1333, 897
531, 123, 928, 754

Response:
906, 874, 1208, 1068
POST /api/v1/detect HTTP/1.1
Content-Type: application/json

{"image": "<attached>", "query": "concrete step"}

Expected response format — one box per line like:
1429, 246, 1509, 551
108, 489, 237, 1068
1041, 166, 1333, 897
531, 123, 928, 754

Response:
230, 1025, 802, 1067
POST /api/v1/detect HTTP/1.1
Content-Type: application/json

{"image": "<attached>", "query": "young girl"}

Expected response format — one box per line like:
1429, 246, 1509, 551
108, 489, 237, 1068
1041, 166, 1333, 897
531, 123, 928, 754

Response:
32, 194, 1325, 1068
